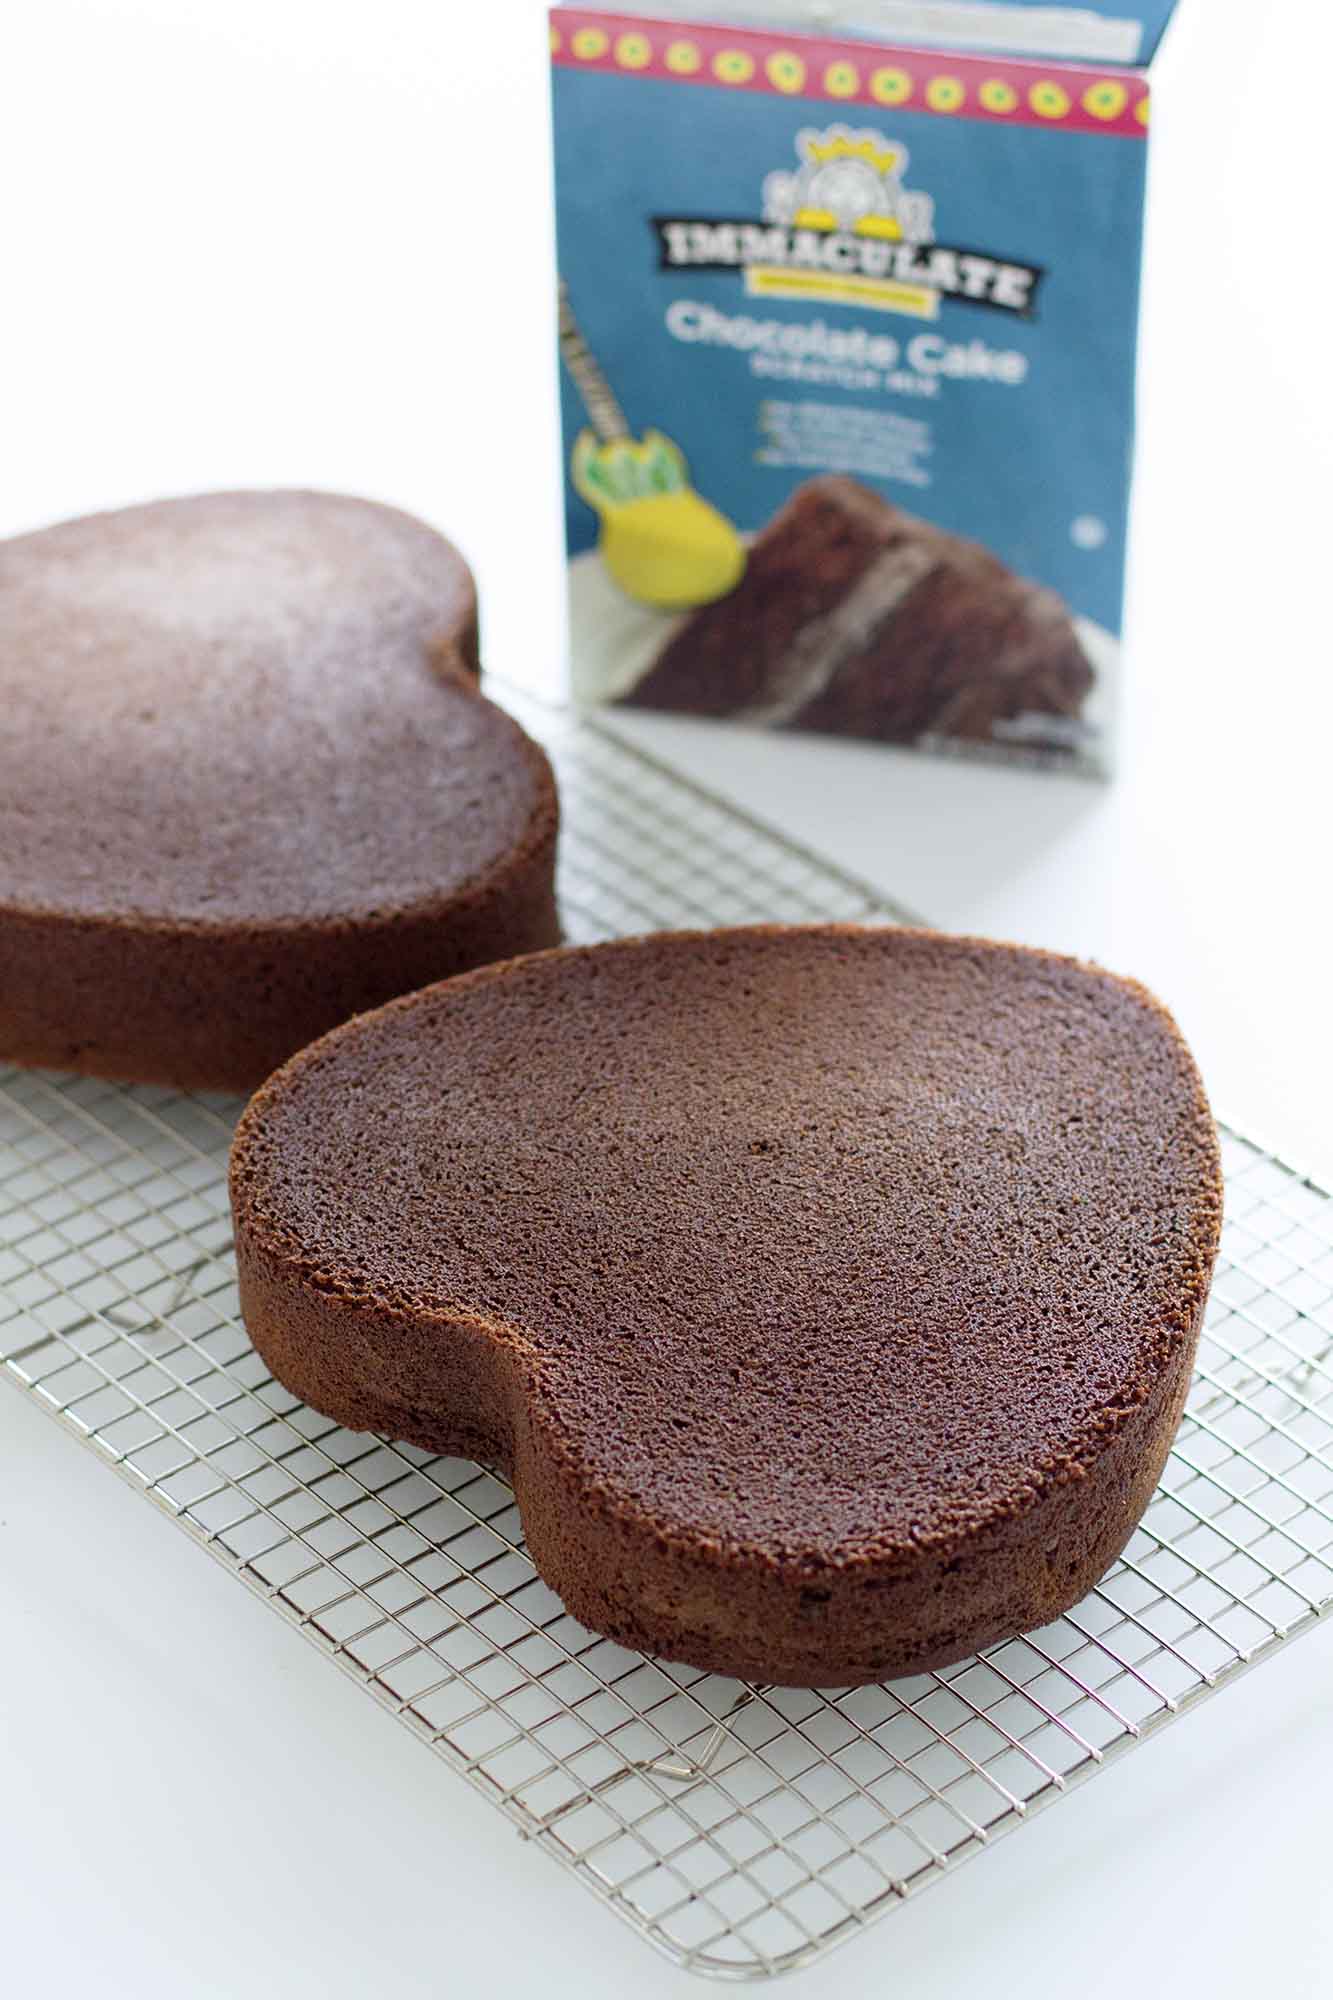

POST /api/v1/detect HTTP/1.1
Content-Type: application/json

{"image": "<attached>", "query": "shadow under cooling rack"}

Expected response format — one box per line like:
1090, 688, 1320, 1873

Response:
2, 687, 1332, 1980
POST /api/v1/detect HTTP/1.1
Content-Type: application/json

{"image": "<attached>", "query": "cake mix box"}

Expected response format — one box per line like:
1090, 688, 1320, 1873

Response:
551, 1, 1179, 776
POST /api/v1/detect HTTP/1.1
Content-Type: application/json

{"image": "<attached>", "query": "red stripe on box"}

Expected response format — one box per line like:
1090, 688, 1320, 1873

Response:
549, 9, 1149, 137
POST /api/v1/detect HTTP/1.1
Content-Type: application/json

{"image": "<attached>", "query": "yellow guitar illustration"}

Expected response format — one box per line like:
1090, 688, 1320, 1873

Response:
559, 281, 745, 610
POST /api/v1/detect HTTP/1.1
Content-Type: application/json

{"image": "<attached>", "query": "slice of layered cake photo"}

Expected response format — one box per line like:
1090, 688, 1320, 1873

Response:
574, 476, 1102, 768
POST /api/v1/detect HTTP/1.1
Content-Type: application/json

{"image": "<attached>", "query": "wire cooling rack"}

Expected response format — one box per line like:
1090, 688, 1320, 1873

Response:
3, 686, 1332, 1982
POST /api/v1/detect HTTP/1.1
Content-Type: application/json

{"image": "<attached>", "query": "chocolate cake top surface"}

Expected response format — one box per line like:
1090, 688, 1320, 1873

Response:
234, 925, 1222, 1565
0, 489, 546, 927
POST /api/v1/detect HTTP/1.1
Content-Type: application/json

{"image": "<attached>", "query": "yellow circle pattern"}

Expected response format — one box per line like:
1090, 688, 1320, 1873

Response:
713, 48, 755, 84
556, 31, 1150, 136
614, 31, 652, 71
1082, 79, 1128, 120
925, 75, 965, 113
665, 39, 701, 74
823, 60, 860, 98
979, 78, 1017, 113
766, 49, 806, 95
1029, 80, 1070, 119
870, 66, 912, 106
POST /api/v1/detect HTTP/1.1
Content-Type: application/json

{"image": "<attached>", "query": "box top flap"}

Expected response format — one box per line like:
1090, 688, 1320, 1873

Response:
599, 3, 1179, 67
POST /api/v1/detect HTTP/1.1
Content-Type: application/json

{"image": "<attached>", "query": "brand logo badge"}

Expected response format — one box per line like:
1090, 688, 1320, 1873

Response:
653, 126, 1043, 320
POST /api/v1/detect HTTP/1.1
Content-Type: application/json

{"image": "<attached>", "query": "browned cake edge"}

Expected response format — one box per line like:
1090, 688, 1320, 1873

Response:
422, 531, 480, 681
228, 927, 1223, 1687
0, 712, 560, 1095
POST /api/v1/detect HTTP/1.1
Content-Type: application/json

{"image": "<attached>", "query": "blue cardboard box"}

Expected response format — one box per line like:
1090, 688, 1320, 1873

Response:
552, 3, 1179, 775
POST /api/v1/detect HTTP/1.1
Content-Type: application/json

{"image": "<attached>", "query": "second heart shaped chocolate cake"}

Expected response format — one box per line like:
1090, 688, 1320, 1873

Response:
230, 926, 1222, 1686
0, 490, 559, 1092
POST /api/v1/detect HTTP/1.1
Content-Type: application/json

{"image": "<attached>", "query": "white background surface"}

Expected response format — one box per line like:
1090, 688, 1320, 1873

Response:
2, 2, 1331, 1996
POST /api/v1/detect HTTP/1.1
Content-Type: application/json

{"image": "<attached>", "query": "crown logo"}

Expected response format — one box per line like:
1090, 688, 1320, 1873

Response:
800, 128, 903, 177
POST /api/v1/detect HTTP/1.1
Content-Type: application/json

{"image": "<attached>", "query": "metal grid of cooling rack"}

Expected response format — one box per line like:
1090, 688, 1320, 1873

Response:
3, 686, 1333, 1982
